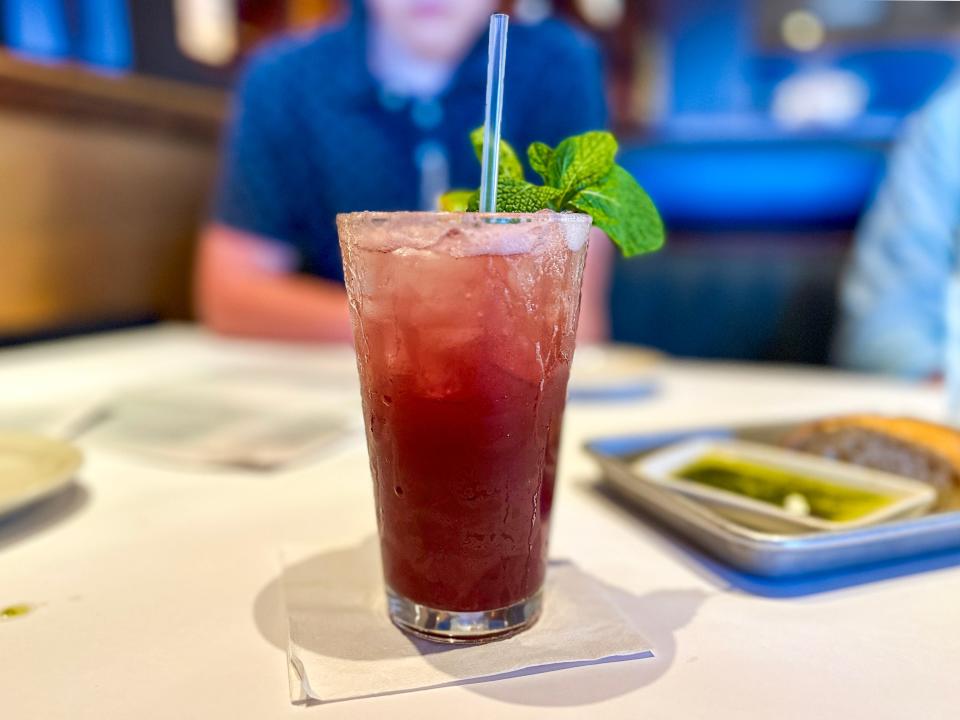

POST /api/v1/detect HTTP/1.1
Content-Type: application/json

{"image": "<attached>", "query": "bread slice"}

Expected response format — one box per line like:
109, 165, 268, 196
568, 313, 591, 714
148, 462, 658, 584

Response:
783, 415, 960, 509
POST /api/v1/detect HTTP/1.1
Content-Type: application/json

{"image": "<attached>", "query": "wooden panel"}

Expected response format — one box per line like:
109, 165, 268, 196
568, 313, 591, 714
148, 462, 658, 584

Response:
0, 55, 225, 339
0, 108, 220, 335
0, 51, 225, 140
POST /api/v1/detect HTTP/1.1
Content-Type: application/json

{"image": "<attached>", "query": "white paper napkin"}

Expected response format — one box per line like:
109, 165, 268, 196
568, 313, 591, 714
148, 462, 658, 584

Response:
91, 390, 349, 469
281, 539, 654, 704
1, 365, 361, 469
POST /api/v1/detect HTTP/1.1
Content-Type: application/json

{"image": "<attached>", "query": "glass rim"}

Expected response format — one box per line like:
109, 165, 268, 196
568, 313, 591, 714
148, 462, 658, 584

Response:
336, 211, 593, 225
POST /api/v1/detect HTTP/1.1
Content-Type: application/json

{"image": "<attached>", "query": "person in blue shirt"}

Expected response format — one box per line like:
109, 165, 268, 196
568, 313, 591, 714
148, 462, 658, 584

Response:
196, 0, 610, 343
835, 81, 960, 378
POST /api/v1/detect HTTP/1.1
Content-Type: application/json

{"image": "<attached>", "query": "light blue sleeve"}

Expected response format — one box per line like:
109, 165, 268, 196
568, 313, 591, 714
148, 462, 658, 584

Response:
834, 83, 960, 378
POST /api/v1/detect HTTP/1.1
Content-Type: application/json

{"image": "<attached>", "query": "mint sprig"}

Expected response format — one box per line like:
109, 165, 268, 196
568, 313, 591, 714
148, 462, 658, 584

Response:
440, 130, 664, 257
470, 127, 525, 181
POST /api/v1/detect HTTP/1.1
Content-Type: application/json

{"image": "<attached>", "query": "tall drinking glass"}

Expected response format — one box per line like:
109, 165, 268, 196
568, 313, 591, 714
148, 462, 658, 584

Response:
337, 211, 591, 642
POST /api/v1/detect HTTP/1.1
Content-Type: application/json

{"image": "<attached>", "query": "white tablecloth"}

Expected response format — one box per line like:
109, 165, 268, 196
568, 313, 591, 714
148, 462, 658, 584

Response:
1, 325, 956, 719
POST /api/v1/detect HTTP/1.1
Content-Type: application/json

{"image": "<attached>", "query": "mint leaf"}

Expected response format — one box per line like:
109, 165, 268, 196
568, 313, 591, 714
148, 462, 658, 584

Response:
528, 142, 554, 183
469, 127, 524, 181
441, 128, 539, 211
496, 179, 561, 212
549, 131, 617, 196
465, 178, 560, 213
438, 189, 477, 212
569, 166, 664, 257
441, 129, 665, 259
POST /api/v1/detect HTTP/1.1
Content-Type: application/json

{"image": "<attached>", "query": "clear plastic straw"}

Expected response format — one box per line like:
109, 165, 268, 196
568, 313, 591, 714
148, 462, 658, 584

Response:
479, 13, 509, 213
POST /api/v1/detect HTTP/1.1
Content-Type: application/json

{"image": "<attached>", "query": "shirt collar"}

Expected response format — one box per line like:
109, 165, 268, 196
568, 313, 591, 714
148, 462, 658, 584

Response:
334, 11, 489, 109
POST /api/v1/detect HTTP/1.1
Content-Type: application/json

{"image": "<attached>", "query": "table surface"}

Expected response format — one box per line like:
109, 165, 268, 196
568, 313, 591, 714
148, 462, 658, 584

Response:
1, 325, 957, 719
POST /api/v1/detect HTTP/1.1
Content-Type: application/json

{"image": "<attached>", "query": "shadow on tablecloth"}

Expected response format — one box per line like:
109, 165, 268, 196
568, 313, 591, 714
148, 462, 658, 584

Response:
0, 483, 89, 552
252, 536, 706, 707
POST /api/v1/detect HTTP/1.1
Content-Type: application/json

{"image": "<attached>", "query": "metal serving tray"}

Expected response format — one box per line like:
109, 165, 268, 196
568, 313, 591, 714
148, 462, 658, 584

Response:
586, 422, 960, 579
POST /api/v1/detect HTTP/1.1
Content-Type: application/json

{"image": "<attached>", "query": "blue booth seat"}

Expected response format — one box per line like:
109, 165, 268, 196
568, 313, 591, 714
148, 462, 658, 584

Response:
611, 131, 889, 363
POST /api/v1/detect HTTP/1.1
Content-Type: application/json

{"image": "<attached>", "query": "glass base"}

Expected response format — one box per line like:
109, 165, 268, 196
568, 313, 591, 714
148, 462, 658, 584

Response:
386, 588, 542, 644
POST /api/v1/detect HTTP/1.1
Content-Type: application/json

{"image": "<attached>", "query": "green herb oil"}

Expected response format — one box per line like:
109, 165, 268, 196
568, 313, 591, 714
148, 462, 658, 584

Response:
1, 604, 32, 620
677, 455, 894, 522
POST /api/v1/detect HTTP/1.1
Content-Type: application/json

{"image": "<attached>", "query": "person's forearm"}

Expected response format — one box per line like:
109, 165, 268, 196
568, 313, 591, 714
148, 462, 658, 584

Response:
203, 272, 353, 343
196, 224, 354, 343
577, 228, 613, 344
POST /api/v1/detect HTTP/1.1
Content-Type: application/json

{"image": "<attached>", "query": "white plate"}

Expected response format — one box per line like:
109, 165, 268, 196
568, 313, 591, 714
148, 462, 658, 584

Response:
634, 438, 937, 534
569, 344, 662, 401
0, 432, 83, 519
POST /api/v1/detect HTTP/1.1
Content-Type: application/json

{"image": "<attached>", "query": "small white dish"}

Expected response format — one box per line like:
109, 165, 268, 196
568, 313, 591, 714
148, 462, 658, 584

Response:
634, 438, 937, 534
0, 432, 83, 519
568, 344, 662, 402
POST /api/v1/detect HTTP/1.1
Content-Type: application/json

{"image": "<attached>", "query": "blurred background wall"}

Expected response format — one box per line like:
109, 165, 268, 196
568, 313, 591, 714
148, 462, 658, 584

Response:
2, 0, 960, 362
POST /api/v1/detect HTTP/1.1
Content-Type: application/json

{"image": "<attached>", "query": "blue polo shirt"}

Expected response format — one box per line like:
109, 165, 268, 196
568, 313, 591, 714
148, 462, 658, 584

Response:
213, 14, 607, 282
